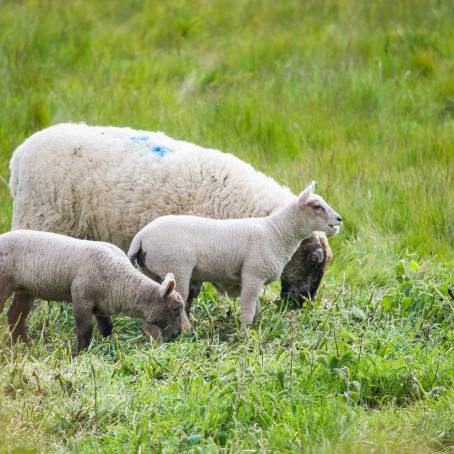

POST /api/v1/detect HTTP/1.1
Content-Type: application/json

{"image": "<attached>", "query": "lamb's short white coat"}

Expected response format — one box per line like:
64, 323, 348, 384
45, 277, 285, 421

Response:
128, 183, 342, 325
0, 230, 189, 350
9, 123, 332, 302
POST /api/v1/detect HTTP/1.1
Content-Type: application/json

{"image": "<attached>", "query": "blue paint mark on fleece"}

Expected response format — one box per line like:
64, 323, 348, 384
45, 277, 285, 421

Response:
150, 146, 171, 157
130, 136, 149, 143
129, 136, 172, 157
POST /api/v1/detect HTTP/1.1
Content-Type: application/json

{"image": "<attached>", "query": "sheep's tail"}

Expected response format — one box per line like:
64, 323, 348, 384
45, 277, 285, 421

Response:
128, 236, 146, 268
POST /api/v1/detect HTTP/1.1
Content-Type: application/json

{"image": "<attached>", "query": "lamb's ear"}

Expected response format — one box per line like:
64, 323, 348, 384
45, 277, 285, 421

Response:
297, 181, 316, 207
160, 273, 176, 298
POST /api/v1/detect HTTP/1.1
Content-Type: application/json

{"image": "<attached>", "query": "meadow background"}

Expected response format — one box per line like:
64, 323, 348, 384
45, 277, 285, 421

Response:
0, 0, 453, 452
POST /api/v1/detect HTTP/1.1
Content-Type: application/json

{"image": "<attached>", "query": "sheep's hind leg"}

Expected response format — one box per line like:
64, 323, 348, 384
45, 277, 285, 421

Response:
7, 292, 34, 343
239, 276, 264, 327
171, 270, 192, 308
253, 299, 261, 324
95, 314, 113, 338
186, 281, 202, 316
0, 284, 12, 313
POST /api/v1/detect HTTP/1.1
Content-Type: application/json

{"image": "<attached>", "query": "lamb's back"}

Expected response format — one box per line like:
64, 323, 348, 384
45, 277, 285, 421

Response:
0, 230, 126, 301
140, 215, 265, 278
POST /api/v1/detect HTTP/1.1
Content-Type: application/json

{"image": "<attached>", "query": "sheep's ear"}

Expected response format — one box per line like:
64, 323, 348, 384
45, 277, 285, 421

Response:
160, 273, 176, 298
297, 181, 316, 206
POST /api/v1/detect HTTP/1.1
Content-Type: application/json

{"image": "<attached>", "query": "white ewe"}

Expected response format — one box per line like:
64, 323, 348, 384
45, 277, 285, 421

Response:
10, 123, 333, 305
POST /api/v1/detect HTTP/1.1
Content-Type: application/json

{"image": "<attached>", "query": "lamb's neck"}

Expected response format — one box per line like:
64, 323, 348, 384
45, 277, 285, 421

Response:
109, 268, 156, 319
266, 202, 312, 258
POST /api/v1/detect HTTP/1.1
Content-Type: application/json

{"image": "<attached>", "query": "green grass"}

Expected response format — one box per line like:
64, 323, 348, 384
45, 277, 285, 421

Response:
0, 0, 453, 452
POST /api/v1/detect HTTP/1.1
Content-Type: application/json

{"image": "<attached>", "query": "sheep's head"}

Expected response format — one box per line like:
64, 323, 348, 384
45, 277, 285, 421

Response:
280, 232, 332, 306
297, 181, 342, 237
143, 273, 191, 342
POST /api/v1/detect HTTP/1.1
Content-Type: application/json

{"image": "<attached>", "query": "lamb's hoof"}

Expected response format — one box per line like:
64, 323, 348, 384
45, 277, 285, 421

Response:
10, 333, 29, 345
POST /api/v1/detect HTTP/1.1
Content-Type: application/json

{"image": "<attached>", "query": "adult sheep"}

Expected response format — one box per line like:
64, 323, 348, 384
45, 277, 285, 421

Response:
10, 123, 333, 306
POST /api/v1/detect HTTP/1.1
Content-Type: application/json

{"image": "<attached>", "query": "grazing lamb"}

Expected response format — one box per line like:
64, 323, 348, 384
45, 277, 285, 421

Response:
10, 123, 333, 306
128, 182, 342, 326
0, 230, 190, 353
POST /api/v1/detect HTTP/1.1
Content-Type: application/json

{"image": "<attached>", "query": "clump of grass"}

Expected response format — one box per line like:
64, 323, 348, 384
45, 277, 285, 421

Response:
410, 48, 435, 77
437, 79, 454, 117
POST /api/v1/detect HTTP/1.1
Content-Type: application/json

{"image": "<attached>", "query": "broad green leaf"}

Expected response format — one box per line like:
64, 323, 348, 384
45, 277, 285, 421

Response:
401, 296, 412, 310
409, 260, 420, 272
381, 294, 395, 310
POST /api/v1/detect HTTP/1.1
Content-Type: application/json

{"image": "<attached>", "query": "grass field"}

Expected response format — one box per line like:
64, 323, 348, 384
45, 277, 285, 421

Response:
0, 0, 453, 452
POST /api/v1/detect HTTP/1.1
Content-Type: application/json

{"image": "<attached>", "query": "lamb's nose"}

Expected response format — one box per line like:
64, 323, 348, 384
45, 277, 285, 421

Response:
336, 215, 342, 222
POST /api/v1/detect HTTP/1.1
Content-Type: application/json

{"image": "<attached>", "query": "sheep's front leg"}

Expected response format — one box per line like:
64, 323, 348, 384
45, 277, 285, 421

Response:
239, 276, 264, 327
7, 292, 34, 343
72, 299, 94, 354
95, 314, 113, 338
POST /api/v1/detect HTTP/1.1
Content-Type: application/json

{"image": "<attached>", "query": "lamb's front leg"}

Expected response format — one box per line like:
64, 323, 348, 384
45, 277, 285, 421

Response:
95, 314, 113, 337
72, 297, 94, 354
239, 275, 264, 327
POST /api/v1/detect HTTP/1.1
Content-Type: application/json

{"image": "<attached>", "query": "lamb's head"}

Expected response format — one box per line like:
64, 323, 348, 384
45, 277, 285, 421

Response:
143, 273, 191, 342
280, 232, 332, 306
297, 181, 342, 237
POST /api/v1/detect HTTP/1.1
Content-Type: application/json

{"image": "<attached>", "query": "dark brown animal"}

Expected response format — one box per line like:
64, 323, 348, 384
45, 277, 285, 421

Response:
280, 232, 333, 306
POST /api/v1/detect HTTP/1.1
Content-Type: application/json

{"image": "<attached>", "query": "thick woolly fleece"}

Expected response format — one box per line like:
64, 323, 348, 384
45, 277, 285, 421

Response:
128, 183, 342, 325
9, 123, 332, 302
10, 123, 294, 247
0, 230, 189, 350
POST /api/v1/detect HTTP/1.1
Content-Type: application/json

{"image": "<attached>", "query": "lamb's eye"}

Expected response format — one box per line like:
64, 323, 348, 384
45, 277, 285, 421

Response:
313, 204, 322, 210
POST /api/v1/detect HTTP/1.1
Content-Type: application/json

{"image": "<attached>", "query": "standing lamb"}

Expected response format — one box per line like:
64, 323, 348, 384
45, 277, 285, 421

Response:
0, 230, 190, 353
128, 182, 342, 326
10, 123, 333, 305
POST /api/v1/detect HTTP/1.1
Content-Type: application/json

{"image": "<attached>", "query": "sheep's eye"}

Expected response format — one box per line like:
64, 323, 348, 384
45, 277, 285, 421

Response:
313, 204, 322, 210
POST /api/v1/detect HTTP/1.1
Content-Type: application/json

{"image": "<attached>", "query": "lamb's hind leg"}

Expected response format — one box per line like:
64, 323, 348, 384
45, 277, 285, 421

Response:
0, 284, 12, 313
186, 281, 202, 316
170, 270, 192, 332
168, 269, 191, 308
253, 299, 261, 324
7, 291, 34, 343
